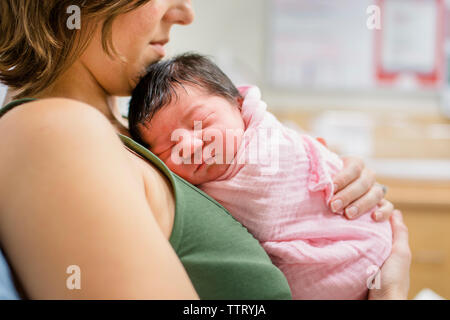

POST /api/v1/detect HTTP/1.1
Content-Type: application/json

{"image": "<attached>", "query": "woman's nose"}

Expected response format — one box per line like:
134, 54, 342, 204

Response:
165, 0, 195, 26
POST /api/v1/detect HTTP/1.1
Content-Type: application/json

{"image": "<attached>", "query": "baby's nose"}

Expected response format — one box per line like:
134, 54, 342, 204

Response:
180, 135, 204, 162
191, 137, 204, 153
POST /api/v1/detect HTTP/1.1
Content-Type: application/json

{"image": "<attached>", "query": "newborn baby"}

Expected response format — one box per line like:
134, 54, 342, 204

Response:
128, 53, 392, 299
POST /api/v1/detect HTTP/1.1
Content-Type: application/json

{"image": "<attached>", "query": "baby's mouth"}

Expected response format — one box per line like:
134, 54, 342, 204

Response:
194, 156, 217, 174
194, 162, 207, 173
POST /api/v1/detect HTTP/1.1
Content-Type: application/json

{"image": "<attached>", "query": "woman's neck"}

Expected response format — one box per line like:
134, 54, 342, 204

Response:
36, 61, 130, 135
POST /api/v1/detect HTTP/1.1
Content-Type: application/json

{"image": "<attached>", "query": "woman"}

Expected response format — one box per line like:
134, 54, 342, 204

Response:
0, 0, 410, 299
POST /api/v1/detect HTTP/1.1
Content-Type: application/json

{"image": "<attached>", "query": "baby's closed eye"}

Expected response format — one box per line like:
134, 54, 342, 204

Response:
187, 111, 215, 128
201, 112, 215, 123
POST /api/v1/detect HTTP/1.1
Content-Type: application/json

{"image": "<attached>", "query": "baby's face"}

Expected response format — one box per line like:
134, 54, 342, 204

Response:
139, 85, 245, 185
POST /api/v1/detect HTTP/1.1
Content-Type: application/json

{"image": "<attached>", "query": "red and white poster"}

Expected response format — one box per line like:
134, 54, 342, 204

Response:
375, 0, 445, 87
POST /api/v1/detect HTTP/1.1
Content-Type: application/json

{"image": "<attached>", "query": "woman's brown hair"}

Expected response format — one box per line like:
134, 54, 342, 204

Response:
0, 0, 150, 99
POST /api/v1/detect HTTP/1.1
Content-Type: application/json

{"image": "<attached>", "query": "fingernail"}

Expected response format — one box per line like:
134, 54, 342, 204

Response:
346, 206, 359, 218
331, 199, 343, 212
374, 211, 382, 221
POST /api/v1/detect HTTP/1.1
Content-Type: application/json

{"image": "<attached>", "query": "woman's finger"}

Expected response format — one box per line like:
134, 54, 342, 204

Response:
341, 182, 385, 219
390, 210, 411, 258
332, 156, 364, 193
330, 167, 376, 216
372, 199, 394, 222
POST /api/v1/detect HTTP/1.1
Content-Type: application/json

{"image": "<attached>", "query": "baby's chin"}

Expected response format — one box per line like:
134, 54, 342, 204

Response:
184, 163, 230, 185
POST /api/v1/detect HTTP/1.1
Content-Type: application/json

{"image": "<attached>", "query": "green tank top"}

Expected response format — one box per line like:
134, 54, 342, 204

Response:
0, 98, 292, 300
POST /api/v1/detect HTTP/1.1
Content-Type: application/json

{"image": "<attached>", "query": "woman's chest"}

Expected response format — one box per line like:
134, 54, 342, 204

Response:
127, 150, 176, 239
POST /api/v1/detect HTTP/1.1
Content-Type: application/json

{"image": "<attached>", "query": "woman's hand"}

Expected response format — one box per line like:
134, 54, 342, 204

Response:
330, 156, 392, 221
368, 210, 411, 300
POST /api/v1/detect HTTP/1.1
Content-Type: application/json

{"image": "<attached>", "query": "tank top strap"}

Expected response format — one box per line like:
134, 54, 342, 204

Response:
0, 98, 37, 118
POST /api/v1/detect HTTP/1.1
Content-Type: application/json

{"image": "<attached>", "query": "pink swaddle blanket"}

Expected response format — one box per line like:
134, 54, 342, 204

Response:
199, 86, 392, 299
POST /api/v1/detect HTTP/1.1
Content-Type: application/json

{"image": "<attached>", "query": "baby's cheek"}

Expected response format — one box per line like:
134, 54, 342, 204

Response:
223, 130, 243, 163
164, 158, 192, 180
165, 162, 184, 177
162, 156, 180, 173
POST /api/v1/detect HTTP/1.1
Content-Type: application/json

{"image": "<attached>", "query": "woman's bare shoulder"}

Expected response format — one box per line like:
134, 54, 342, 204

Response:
0, 98, 123, 163
0, 98, 128, 203
0, 98, 115, 139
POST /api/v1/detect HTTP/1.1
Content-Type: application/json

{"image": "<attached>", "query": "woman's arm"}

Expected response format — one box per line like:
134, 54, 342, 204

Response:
369, 210, 411, 299
0, 99, 198, 299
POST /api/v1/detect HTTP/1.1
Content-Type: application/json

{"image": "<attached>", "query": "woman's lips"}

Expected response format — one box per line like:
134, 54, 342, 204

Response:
150, 39, 168, 57
150, 43, 167, 57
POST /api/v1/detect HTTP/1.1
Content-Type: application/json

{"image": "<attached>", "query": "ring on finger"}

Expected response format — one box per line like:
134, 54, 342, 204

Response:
376, 183, 388, 196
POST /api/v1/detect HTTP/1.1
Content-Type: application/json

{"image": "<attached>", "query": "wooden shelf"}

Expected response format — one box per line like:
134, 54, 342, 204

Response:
379, 178, 450, 209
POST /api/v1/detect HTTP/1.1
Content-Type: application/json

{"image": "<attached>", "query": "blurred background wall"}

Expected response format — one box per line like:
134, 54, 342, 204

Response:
168, 0, 443, 112
0, 84, 6, 106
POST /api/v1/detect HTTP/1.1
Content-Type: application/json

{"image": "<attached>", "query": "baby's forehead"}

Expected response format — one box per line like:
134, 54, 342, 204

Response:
146, 84, 232, 129
144, 97, 193, 137
156, 86, 215, 116
148, 94, 191, 124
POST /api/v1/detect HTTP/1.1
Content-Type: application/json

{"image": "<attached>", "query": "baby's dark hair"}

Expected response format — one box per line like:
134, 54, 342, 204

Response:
128, 52, 242, 145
